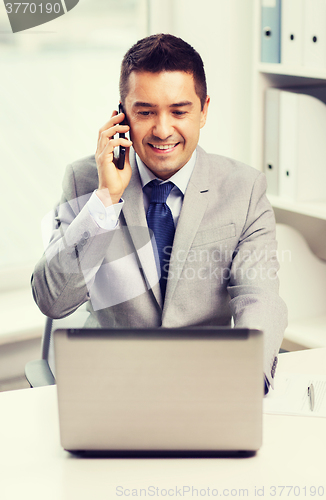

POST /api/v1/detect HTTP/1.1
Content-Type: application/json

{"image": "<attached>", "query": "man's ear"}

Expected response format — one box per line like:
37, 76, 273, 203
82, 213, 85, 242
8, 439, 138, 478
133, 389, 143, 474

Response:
200, 96, 210, 129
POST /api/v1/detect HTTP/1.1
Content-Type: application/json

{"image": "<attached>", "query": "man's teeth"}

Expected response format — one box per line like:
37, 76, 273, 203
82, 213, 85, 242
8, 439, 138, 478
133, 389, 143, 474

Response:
151, 144, 176, 150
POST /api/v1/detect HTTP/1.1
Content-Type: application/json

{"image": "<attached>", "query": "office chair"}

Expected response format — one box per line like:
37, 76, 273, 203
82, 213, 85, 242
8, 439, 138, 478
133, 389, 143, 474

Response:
275, 223, 326, 349
25, 305, 89, 387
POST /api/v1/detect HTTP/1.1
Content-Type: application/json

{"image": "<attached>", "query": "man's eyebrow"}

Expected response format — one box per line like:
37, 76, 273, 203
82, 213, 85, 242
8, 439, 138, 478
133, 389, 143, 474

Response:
133, 101, 157, 108
170, 101, 193, 107
132, 101, 193, 108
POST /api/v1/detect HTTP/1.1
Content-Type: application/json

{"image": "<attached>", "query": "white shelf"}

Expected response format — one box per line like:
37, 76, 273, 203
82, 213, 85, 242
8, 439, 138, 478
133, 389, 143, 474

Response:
258, 63, 326, 81
268, 195, 326, 220
284, 315, 326, 349
253, 0, 326, 349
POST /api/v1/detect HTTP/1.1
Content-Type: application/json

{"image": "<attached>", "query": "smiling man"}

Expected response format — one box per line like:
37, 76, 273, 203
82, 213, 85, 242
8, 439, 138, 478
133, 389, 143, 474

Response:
32, 34, 287, 392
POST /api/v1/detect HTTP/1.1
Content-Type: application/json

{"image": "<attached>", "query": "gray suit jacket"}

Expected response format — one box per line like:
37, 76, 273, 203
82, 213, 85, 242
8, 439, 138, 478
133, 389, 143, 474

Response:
32, 146, 287, 386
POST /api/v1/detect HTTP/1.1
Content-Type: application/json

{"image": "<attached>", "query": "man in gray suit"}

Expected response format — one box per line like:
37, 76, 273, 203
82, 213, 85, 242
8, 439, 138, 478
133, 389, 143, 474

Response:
32, 34, 287, 392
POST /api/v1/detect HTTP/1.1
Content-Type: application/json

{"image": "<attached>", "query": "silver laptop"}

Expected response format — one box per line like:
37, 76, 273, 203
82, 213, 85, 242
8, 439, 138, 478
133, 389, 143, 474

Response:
54, 327, 263, 456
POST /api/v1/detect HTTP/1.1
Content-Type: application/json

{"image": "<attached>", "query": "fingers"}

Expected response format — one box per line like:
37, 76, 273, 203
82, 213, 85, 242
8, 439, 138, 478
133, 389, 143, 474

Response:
96, 111, 131, 162
97, 124, 130, 155
99, 137, 132, 163
95, 110, 133, 199
98, 111, 128, 141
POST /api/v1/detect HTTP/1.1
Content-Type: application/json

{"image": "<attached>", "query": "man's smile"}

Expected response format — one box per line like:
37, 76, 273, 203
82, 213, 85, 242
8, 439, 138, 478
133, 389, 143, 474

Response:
148, 142, 180, 153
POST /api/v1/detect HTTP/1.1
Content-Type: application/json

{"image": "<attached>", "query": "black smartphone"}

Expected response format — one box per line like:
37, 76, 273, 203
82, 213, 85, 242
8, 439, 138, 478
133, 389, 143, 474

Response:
117, 103, 128, 170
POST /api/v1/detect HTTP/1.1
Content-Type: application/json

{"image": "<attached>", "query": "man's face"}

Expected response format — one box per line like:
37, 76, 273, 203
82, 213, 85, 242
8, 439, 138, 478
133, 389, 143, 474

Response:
124, 71, 210, 180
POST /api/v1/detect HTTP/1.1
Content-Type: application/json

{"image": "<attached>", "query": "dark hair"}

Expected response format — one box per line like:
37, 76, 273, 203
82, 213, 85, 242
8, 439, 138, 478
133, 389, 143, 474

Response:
119, 33, 207, 110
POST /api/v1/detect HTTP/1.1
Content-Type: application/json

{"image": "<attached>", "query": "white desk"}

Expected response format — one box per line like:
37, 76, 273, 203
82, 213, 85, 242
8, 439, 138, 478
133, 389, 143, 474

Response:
1, 349, 326, 500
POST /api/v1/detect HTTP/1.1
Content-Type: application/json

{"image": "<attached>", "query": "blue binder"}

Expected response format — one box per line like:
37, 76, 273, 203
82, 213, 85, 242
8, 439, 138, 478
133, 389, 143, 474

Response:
261, 0, 282, 63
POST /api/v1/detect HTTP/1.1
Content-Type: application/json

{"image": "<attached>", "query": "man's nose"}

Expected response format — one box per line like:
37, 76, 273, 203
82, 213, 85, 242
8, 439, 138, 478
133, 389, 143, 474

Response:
152, 114, 174, 140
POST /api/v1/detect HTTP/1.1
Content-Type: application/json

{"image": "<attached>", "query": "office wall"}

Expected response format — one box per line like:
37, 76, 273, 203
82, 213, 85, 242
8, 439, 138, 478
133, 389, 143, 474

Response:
149, 0, 254, 165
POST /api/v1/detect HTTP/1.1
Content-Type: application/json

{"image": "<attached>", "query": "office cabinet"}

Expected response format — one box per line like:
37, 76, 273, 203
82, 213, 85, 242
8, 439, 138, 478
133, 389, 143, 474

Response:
252, 0, 326, 349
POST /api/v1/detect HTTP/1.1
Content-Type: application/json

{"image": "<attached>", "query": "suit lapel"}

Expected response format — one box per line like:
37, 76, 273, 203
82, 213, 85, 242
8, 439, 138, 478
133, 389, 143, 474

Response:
163, 148, 210, 312
121, 150, 162, 308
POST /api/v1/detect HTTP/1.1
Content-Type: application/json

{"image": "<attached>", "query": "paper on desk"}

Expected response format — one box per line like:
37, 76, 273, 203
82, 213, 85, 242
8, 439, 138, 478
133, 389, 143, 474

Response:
263, 373, 326, 417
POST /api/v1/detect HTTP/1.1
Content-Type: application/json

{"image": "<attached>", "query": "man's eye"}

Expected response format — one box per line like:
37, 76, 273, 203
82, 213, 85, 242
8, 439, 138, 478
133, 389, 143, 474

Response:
173, 111, 186, 116
139, 111, 151, 116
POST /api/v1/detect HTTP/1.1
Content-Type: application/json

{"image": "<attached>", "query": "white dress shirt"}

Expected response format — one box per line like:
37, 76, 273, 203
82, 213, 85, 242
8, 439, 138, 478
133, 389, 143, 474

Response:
87, 150, 197, 230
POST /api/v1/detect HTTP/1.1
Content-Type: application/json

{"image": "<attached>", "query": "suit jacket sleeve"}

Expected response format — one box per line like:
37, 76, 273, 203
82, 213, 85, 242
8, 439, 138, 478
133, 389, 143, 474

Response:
227, 172, 287, 388
31, 161, 115, 319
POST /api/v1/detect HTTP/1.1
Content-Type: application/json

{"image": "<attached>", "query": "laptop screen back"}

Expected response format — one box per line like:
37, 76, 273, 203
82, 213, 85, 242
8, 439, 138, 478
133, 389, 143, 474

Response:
54, 327, 263, 453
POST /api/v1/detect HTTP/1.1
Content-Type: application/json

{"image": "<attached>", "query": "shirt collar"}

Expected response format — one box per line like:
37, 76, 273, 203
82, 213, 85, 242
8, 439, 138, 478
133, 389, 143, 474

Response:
136, 149, 197, 196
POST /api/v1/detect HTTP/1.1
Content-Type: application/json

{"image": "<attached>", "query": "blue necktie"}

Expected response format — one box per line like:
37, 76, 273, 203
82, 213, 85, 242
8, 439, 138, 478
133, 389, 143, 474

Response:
146, 180, 175, 301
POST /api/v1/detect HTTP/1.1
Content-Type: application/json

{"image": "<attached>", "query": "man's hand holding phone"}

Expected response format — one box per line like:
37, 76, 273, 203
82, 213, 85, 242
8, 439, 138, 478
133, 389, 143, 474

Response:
95, 107, 132, 207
